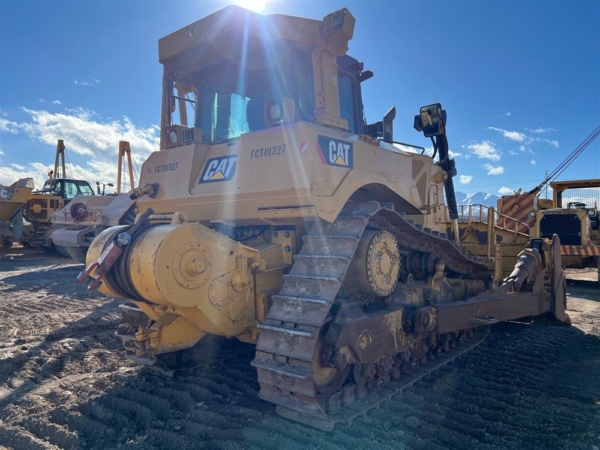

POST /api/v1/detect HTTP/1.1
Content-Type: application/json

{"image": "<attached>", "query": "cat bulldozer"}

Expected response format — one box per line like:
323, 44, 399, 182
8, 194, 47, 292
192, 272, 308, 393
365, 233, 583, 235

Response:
21, 140, 96, 253
49, 141, 138, 263
533, 178, 600, 276
78, 6, 569, 430
0, 178, 35, 248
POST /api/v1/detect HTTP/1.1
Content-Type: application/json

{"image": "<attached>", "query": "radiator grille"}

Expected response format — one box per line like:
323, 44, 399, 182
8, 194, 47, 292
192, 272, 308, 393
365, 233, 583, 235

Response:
539, 213, 582, 245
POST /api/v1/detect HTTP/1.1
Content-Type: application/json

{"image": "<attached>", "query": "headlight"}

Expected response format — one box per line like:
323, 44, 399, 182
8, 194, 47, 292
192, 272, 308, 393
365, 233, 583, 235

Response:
269, 103, 282, 122
588, 209, 597, 217
168, 130, 178, 144
528, 211, 536, 219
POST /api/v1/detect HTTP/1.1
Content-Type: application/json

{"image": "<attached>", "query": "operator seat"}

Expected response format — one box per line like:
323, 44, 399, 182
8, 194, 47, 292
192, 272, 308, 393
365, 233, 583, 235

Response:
246, 98, 264, 132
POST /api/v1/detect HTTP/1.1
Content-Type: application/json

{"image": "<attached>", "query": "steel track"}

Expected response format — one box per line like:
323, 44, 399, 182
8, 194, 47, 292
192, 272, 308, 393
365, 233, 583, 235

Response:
276, 329, 488, 431
114, 201, 492, 429
251, 201, 491, 430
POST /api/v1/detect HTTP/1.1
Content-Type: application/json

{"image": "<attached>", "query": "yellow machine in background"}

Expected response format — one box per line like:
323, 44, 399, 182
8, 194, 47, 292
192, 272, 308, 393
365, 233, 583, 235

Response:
21, 140, 96, 253
453, 126, 600, 278
0, 178, 35, 248
79, 7, 569, 430
532, 178, 600, 275
49, 141, 138, 263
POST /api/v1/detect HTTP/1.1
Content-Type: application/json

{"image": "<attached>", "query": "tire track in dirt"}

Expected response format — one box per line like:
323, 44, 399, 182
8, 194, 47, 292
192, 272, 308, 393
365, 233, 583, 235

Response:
2, 320, 600, 449
1, 250, 600, 449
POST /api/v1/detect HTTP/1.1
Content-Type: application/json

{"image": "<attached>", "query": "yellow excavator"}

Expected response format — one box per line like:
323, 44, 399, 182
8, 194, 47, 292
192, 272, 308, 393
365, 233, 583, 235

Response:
77, 7, 569, 430
21, 140, 96, 253
49, 141, 138, 262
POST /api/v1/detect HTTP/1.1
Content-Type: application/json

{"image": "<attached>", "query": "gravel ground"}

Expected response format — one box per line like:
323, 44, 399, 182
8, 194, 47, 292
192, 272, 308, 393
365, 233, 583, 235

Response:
0, 246, 599, 450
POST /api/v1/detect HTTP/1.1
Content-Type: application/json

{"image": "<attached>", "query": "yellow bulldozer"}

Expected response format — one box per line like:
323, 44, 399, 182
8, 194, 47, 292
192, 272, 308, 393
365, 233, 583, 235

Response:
49, 141, 138, 263
78, 6, 569, 430
533, 178, 600, 275
21, 140, 96, 253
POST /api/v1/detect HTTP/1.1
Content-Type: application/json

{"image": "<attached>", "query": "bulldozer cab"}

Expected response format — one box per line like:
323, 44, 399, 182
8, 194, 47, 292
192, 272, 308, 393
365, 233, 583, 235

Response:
39, 178, 95, 201
160, 7, 374, 150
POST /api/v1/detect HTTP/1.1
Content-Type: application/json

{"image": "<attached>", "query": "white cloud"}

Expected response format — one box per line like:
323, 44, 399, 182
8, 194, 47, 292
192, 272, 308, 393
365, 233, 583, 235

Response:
52, 100, 62, 105
449, 150, 470, 159
463, 140, 502, 161
0, 164, 43, 189
527, 127, 557, 134
74, 80, 97, 87
484, 163, 504, 175
0, 117, 19, 134
498, 187, 514, 195
0, 107, 159, 188
540, 138, 559, 148
530, 159, 536, 165
93, 79, 101, 84
487, 126, 527, 142
0, 149, 3, 155
504, 111, 511, 117
489, 127, 559, 152
39, 98, 46, 103
459, 175, 473, 184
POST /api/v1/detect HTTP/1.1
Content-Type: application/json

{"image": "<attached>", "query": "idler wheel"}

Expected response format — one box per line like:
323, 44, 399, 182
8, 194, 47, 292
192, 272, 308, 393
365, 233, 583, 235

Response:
313, 332, 349, 395
346, 230, 400, 297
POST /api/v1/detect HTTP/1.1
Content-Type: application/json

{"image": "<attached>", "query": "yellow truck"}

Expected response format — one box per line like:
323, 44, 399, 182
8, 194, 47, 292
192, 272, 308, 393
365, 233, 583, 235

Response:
0, 178, 34, 248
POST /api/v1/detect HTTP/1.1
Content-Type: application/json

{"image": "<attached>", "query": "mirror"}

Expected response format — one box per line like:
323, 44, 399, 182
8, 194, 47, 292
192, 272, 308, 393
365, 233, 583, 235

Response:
383, 107, 396, 141
414, 103, 446, 137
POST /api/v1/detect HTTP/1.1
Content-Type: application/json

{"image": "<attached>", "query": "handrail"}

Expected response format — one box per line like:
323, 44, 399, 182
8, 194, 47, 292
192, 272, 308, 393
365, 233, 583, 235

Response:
445, 203, 531, 237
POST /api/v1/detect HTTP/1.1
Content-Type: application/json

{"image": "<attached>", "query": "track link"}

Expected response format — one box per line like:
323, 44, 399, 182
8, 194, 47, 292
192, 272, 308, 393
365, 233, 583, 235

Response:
276, 330, 488, 430
251, 201, 491, 429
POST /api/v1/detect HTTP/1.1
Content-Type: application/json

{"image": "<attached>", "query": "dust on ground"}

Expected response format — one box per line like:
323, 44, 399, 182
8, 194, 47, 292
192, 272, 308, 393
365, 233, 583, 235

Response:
0, 246, 599, 450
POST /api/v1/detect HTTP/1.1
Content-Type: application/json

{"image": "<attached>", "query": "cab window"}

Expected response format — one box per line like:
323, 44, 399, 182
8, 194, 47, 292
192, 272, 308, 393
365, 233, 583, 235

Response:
64, 181, 79, 200
75, 181, 94, 196
338, 70, 358, 133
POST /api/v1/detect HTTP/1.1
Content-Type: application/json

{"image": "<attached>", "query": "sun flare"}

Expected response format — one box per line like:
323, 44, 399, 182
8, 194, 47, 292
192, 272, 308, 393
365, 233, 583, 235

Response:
233, 0, 267, 12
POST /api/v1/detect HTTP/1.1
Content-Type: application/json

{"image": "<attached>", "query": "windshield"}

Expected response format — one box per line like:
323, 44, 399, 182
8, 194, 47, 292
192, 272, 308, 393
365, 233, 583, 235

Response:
72, 180, 94, 197
40, 180, 94, 198
169, 40, 315, 144
559, 186, 600, 209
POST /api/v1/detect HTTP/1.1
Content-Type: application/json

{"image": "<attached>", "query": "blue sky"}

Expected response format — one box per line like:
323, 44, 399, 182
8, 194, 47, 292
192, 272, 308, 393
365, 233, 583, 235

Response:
0, 0, 598, 195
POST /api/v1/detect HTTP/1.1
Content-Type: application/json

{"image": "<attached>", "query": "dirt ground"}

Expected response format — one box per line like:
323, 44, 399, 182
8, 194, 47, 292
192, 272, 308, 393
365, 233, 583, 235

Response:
0, 247, 598, 450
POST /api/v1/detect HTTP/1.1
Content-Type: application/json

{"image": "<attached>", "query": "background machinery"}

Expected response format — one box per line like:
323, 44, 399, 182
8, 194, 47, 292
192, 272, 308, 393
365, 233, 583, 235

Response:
78, 7, 569, 429
49, 141, 138, 263
496, 127, 600, 276
533, 178, 600, 275
453, 126, 600, 278
21, 140, 96, 252
0, 178, 35, 248
497, 126, 599, 233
